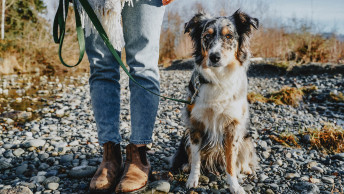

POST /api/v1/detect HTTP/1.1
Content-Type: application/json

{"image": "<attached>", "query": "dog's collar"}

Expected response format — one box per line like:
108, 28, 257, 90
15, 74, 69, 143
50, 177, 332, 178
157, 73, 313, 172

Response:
189, 71, 210, 104
199, 74, 210, 84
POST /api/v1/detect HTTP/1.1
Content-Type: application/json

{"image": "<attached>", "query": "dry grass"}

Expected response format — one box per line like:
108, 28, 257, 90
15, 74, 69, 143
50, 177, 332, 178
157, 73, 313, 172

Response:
329, 92, 344, 102
269, 124, 344, 154
303, 124, 344, 154
251, 27, 344, 65
247, 86, 317, 107
270, 133, 300, 148
247, 92, 268, 104
0, 7, 89, 75
268, 87, 304, 106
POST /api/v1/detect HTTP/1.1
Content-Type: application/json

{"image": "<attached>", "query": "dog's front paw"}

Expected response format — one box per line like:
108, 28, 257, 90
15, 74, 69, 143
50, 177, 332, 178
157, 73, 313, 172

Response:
227, 173, 245, 194
241, 165, 253, 175
229, 185, 245, 194
186, 173, 199, 189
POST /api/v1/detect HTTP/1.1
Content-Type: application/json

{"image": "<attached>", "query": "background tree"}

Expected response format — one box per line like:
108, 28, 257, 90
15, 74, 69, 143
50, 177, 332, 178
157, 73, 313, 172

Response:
2, 0, 46, 39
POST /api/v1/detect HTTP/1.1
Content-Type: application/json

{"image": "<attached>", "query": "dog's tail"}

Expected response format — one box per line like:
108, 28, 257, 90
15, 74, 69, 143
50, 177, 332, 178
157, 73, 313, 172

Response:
170, 135, 189, 171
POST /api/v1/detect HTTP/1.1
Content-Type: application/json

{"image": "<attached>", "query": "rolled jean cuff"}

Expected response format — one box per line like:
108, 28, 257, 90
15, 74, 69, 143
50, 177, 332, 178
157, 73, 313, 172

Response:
129, 139, 153, 145
98, 139, 121, 146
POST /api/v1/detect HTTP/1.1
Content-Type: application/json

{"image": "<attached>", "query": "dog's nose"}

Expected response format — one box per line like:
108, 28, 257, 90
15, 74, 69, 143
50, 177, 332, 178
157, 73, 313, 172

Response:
209, 53, 221, 63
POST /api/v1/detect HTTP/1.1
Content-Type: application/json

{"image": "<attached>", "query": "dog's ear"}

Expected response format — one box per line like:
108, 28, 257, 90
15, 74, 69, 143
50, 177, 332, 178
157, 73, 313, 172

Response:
184, 12, 210, 34
185, 13, 211, 64
232, 9, 259, 65
232, 9, 259, 36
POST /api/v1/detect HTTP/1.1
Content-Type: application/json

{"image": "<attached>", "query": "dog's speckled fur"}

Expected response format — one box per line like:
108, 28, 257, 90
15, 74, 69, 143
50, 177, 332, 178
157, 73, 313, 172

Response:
171, 10, 259, 193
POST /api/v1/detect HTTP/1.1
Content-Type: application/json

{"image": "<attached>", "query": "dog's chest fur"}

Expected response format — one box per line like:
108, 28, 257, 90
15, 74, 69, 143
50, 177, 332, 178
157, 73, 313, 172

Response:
188, 68, 248, 133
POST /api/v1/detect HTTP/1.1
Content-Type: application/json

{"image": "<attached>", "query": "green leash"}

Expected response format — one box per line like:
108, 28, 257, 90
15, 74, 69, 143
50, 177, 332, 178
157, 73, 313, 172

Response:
53, 0, 191, 104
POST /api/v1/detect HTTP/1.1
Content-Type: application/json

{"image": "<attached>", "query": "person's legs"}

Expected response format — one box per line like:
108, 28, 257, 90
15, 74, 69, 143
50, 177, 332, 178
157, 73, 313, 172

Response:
116, 0, 165, 193
122, 0, 165, 146
85, 28, 123, 192
86, 33, 122, 146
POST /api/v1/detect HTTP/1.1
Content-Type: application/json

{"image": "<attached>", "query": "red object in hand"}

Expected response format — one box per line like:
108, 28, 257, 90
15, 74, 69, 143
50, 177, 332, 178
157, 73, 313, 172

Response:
162, 0, 174, 5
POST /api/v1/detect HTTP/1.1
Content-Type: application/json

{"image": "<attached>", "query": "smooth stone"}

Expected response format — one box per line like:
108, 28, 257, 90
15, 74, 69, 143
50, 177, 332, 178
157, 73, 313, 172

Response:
43, 176, 60, 185
244, 184, 254, 191
38, 153, 49, 161
23, 139, 46, 148
275, 159, 283, 166
262, 151, 270, 159
331, 153, 344, 161
17, 182, 36, 190
37, 171, 47, 176
285, 173, 300, 179
30, 176, 46, 183
56, 109, 65, 117
45, 170, 59, 177
259, 141, 268, 149
293, 182, 320, 193
0, 160, 12, 170
286, 153, 292, 158
0, 186, 33, 194
309, 178, 321, 183
45, 183, 59, 190
307, 161, 318, 168
13, 148, 25, 157
16, 164, 28, 175
322, 177, 334, 184
259, 174, 268, 182
69, 140, 79, 146
150, 180, 170, 193
310, 166, 324, 173
17, 111, 32, 121
69, 166, 97, 178
38, 163, 49, 170
269, 183, 279, 190
60, 154, 74, 163
3, 144, 14, 149
6, 118, 14, 125
25, 132, 33, 137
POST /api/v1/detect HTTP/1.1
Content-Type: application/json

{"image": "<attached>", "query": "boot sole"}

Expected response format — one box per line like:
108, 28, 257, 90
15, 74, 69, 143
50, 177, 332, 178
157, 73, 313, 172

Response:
88, 179, 117, 194
116, 184, 147, 194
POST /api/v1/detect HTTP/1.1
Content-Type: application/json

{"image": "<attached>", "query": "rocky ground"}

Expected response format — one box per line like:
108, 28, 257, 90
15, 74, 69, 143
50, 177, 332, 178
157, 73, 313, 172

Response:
0, 64, 343, 194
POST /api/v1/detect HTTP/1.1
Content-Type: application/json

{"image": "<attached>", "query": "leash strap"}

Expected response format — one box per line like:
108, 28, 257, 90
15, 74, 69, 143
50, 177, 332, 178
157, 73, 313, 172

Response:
53, 0, 191, 104
53, 0, 85, 67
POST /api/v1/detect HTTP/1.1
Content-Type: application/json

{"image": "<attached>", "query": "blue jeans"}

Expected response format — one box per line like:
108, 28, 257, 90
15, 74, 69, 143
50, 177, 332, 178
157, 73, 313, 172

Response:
85, 0, 165, 145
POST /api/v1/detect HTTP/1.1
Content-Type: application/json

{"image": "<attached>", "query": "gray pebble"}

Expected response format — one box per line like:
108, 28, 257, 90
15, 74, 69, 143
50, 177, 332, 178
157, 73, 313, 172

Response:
321, 177, 334, 184
30, 176, 46, 183
16, 164, 28, 175
60, 154, 74, 163
0, 186, 33, 194
0, 159, 13, 170
43, 176, 60, 185
150, 180, 170, 193
13, 148, 25, 157
310, 166, 324, 173
23, 139, 46, 148
45, 183, 59, 190
69, 166, 97, 178
293, 182, 320, 193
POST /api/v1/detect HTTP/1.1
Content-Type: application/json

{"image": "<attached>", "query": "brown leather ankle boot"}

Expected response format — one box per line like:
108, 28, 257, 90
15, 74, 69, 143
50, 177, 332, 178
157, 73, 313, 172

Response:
115, 144, 150, 193
89, 142, 123, 193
